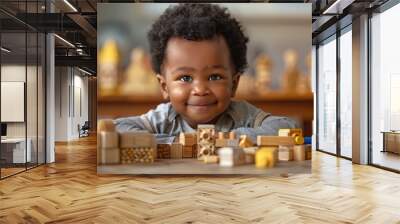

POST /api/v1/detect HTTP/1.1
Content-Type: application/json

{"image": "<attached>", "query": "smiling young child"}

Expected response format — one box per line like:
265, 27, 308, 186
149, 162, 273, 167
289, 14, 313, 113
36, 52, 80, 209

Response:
115, 3, 296, 143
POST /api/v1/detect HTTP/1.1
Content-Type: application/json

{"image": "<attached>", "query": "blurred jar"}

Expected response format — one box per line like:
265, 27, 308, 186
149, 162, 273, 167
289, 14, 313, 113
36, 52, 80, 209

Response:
98, 39, 120, 96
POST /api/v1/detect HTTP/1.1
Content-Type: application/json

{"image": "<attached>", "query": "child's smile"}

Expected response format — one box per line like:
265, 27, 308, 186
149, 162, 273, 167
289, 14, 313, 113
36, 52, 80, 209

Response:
157, 36, 240, 128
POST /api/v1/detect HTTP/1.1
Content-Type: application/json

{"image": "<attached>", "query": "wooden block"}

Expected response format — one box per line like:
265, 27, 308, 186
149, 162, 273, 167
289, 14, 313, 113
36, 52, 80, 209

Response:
198, 143, 215, 158
257, 136, 295, 146
204, 155, 219, 164
100, 148, 120, 164
293, 145, 306, 161
170, 143, 183, 159
218, 147, 244, 167
98, 119, 115, 132
278, 128, 303, 137
183, 145, 193, 158
157, 144, 171, 159
197, 125, 216, 144
179, 132, 197, 146
218, 132, 227, 139
119, 131, 156, 149
192, 144, 198, 158
99, 132, 119, 148
255, 147, 278, 168
229, 131, 236, 140
278, 145, 293, 161
120, 147, 154, 164
305, 144, 312, 160
239, 135, 254, 148
215, 139, 239, 148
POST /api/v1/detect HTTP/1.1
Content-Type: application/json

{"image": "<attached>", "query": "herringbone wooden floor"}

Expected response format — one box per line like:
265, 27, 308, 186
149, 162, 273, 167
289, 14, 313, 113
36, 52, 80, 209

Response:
1, 136, 400, 224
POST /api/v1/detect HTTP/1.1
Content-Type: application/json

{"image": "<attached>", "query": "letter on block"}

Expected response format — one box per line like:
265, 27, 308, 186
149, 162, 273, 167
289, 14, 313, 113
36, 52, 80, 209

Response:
256, 147, 278, 168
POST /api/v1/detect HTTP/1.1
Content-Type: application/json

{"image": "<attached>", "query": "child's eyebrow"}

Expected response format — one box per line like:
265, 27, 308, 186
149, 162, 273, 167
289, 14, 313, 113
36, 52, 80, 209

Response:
172, 65, 228, 74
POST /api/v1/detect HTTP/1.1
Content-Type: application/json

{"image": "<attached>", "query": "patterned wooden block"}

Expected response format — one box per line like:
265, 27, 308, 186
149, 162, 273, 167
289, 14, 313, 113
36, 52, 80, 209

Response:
197, 143, 215, 158
157, 144, 171, 159
197, 125, 216, 158
179, 132, 197, 146
171, 143, 183, 159
120, 147, 154, 164
183, 145, 193, 158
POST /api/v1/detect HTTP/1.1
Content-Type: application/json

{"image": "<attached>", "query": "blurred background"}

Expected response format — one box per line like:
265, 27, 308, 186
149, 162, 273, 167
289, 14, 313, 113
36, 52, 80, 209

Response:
97, 3, 313, 135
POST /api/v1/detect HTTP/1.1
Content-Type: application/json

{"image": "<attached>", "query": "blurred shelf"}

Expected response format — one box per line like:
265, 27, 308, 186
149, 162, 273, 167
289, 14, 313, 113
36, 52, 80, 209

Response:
98, 91, 313, 103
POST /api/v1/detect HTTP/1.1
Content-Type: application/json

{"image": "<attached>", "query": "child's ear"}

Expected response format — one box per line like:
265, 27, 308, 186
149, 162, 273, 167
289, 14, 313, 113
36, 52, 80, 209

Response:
231, 73, 241, 97
156, 74, 169, 100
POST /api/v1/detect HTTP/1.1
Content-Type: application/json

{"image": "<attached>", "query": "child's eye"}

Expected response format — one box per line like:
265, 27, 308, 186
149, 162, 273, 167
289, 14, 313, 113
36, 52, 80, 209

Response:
179, 75, 193, 82
209, 74, 222, 81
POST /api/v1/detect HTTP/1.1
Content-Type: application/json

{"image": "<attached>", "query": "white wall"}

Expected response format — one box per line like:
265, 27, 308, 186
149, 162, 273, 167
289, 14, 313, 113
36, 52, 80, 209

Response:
55, 67, 89, 141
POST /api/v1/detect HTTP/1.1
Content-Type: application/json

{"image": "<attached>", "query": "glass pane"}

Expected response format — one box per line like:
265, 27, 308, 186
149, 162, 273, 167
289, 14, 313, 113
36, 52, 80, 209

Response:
371, 4, 400, 171
27, 31, 38, 169
317, 36, 337, 154
1, 31, 27, 177
38, 33, 45, 165
339, 29, 352, 158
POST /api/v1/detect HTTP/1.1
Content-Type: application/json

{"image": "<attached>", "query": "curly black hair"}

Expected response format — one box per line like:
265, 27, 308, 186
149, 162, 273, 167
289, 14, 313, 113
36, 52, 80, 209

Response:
147, 3, 249, 75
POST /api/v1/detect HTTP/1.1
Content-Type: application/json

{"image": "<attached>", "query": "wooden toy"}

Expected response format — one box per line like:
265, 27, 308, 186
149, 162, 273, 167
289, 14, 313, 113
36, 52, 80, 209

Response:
192, 144, 198, 158
100, 148, 120, 164
183, 145, 194, 158
293, 145, 306, 161
257, 136, 295, 146
120, 147, 154, 164
157, 144, 171, 159
170, 143, 183, 159
179, 132, 197, 146
98, 131, 120, 164
218, 147, 245, 167
278, 128, 303, 137
278, 128, 304, 145
204, 155, 219, 164
239, 135, 254, 148
255, 147, 278, 168
98, 132, 119, 149
197, 125, 216, 158
278, 145, 293, 161
215, 139, 239, 148
305, 144, 312, 160
119, 131, 156, 148
229, 131, 236, 140
243, 147, 257, 164
97, 119, 115, 132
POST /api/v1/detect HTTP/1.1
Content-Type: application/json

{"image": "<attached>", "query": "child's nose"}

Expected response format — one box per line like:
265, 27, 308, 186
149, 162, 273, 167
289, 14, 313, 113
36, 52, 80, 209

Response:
192, 81, 210, 96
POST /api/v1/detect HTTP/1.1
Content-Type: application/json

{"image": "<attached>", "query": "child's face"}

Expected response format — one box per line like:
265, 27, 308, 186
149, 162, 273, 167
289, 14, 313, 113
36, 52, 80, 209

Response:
157, 36, 240, 128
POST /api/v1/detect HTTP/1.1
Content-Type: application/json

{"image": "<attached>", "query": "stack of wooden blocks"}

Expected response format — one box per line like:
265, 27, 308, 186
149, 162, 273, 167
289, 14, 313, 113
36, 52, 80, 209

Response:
179, 132, 197, 158
98, 119, 120, 164
197, 125, 216, 159
119, 131, 157, 164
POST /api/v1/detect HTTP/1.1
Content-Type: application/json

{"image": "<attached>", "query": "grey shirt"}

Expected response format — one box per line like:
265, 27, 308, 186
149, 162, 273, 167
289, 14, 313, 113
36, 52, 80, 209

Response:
114, 100, 296, 144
